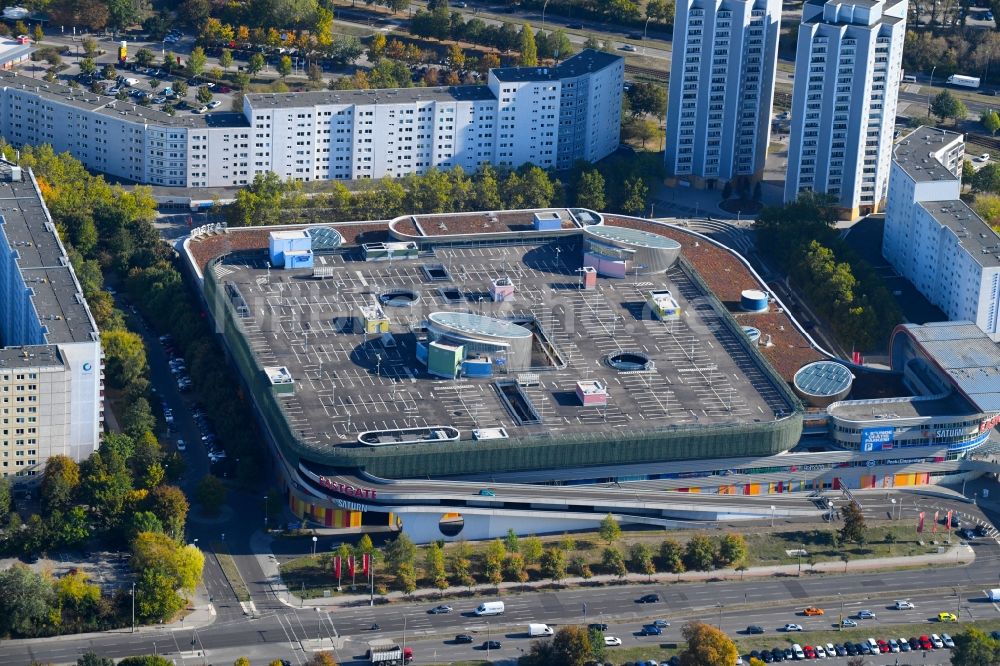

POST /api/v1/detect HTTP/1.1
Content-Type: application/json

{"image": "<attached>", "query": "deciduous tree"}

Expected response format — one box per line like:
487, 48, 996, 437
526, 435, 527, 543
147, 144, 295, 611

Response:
540, 547, 567, 585
660, 538, 686, 573
196, 475, 226, 515
839, 501, 867, 544
950, 628, 1000, 666
521, 535, 543, 564
575, 169, 606, 210
0, 564, 54, 637
41, 455, 80, 512
684, 534, 717, 571
602, 546, 627, 578
680, 621, 738, 666
599, 513, 621, 544
716, 534, 748, 568
518, 23, 538, 66
629, 542, 656, 577
982, 109, 1000, 135
551, 625, 593, 666
930, 89, 967, 124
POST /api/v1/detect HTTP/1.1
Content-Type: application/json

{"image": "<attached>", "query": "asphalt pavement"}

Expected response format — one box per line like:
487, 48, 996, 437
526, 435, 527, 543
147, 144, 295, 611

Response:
3, 544, 999, 666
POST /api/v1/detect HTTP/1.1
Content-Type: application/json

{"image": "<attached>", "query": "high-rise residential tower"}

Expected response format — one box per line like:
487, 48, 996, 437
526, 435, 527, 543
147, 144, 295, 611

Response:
664, 0, 781, 188
784, 0, 907, 218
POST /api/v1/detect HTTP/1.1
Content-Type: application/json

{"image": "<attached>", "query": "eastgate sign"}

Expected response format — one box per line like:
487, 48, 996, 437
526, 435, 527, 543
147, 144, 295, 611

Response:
318, 476, 378, 499
981, 413, 1000, 433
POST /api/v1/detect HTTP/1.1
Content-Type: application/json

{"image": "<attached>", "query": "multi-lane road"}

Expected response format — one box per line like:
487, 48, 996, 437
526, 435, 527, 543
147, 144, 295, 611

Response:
3, 534, 999, 665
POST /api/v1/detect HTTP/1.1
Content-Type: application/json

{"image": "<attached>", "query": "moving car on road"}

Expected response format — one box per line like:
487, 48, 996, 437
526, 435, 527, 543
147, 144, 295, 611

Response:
746, 625, 765, 634
428, 605, 452, 614
637, 594, 660, 603
604, 636, 622, 647
454, 634, 473, 644
841, 618, 858, 627
938, 612, 958, 622
802, 607, 825, 616
481, 640, 502, 650
857, 610, 876, 619
894, 600, 915, 610
784, 624, 803, 632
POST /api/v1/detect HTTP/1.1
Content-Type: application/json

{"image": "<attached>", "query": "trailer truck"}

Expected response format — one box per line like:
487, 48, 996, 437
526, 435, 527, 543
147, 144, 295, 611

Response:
947, 74, 981, 88
366, 639, 413, 665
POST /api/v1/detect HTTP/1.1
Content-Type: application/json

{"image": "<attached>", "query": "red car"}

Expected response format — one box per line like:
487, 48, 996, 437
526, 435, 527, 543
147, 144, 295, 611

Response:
877, 640, 890, 653
803, 646, 817, 659
920, 635, 934, 650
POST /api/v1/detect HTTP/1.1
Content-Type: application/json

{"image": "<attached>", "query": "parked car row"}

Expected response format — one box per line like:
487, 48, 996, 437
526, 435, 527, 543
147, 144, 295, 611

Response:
750, 634, 954, 662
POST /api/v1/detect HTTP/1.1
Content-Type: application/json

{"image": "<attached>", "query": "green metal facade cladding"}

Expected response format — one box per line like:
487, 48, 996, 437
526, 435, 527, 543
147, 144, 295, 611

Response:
204, 254, 803, 479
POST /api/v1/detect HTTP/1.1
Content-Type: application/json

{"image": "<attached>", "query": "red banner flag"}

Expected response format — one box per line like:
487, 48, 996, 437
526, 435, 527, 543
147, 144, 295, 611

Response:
362, 552, 371, 577
852, 351, 862, 365
946, 510, 953, 530
347, 555, 356, 577
932, 511, 939, 533
917, 511, 926, 533
333, 556, 341, 580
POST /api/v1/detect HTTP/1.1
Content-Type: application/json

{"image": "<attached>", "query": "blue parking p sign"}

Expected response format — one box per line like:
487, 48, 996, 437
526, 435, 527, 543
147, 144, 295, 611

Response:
860, 426, 894, 452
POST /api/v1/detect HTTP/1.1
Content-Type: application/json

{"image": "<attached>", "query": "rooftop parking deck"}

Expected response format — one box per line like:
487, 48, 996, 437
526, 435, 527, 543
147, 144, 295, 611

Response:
210, 236, 794, 451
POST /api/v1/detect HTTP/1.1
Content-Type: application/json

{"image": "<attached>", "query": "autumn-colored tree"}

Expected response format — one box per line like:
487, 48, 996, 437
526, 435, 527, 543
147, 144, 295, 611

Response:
680, 621, 738, 666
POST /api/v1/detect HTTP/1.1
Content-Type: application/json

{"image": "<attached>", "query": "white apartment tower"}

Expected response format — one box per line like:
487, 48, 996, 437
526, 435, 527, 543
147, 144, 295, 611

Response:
785, 0, 907, 218
883, 127, 1000, 342
664, 0, 781, 188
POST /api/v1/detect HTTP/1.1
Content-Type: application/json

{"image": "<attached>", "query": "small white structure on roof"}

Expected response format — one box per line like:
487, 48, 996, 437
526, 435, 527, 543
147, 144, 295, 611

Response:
576, 380, 608, 406
269, 229, 312, 267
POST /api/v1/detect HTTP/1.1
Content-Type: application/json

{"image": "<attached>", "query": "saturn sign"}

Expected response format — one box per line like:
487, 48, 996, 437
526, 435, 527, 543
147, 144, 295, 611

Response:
82, 362, 93, 374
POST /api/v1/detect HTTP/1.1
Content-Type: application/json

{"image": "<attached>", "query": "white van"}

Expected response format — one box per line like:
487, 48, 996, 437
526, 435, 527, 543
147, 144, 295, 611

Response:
528, 623, 553, 637
902, 74, 917, 83
474, 601, 505, 616
792, 644, 804, 660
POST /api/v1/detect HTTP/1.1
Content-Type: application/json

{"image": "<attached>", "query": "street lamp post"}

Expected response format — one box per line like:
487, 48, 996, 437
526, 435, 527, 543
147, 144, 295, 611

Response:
890, 498, 896, 521
264, 495, 269, 530
131, 582, 136, 633
839, 593, 844, 631
542, 0, 550, 28
643, 17, 652, 55
717, 603, 724, 630
770, 504, 776, 528
928, 65, 938, 118
311, 535, 318, 556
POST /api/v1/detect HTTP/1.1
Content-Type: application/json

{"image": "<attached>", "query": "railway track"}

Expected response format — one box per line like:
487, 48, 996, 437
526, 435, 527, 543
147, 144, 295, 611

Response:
968, 133, 1000, 151
624, 63, 667, 82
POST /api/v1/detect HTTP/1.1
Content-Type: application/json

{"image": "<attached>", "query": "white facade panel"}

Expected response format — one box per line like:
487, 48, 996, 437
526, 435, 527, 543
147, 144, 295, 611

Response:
785, 0, 907, 217
884, 127, 1000, 342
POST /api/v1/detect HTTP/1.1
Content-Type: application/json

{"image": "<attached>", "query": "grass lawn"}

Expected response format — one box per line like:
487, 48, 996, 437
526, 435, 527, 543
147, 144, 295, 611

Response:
743, 523, 942, 567
278, 519, 952, 600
